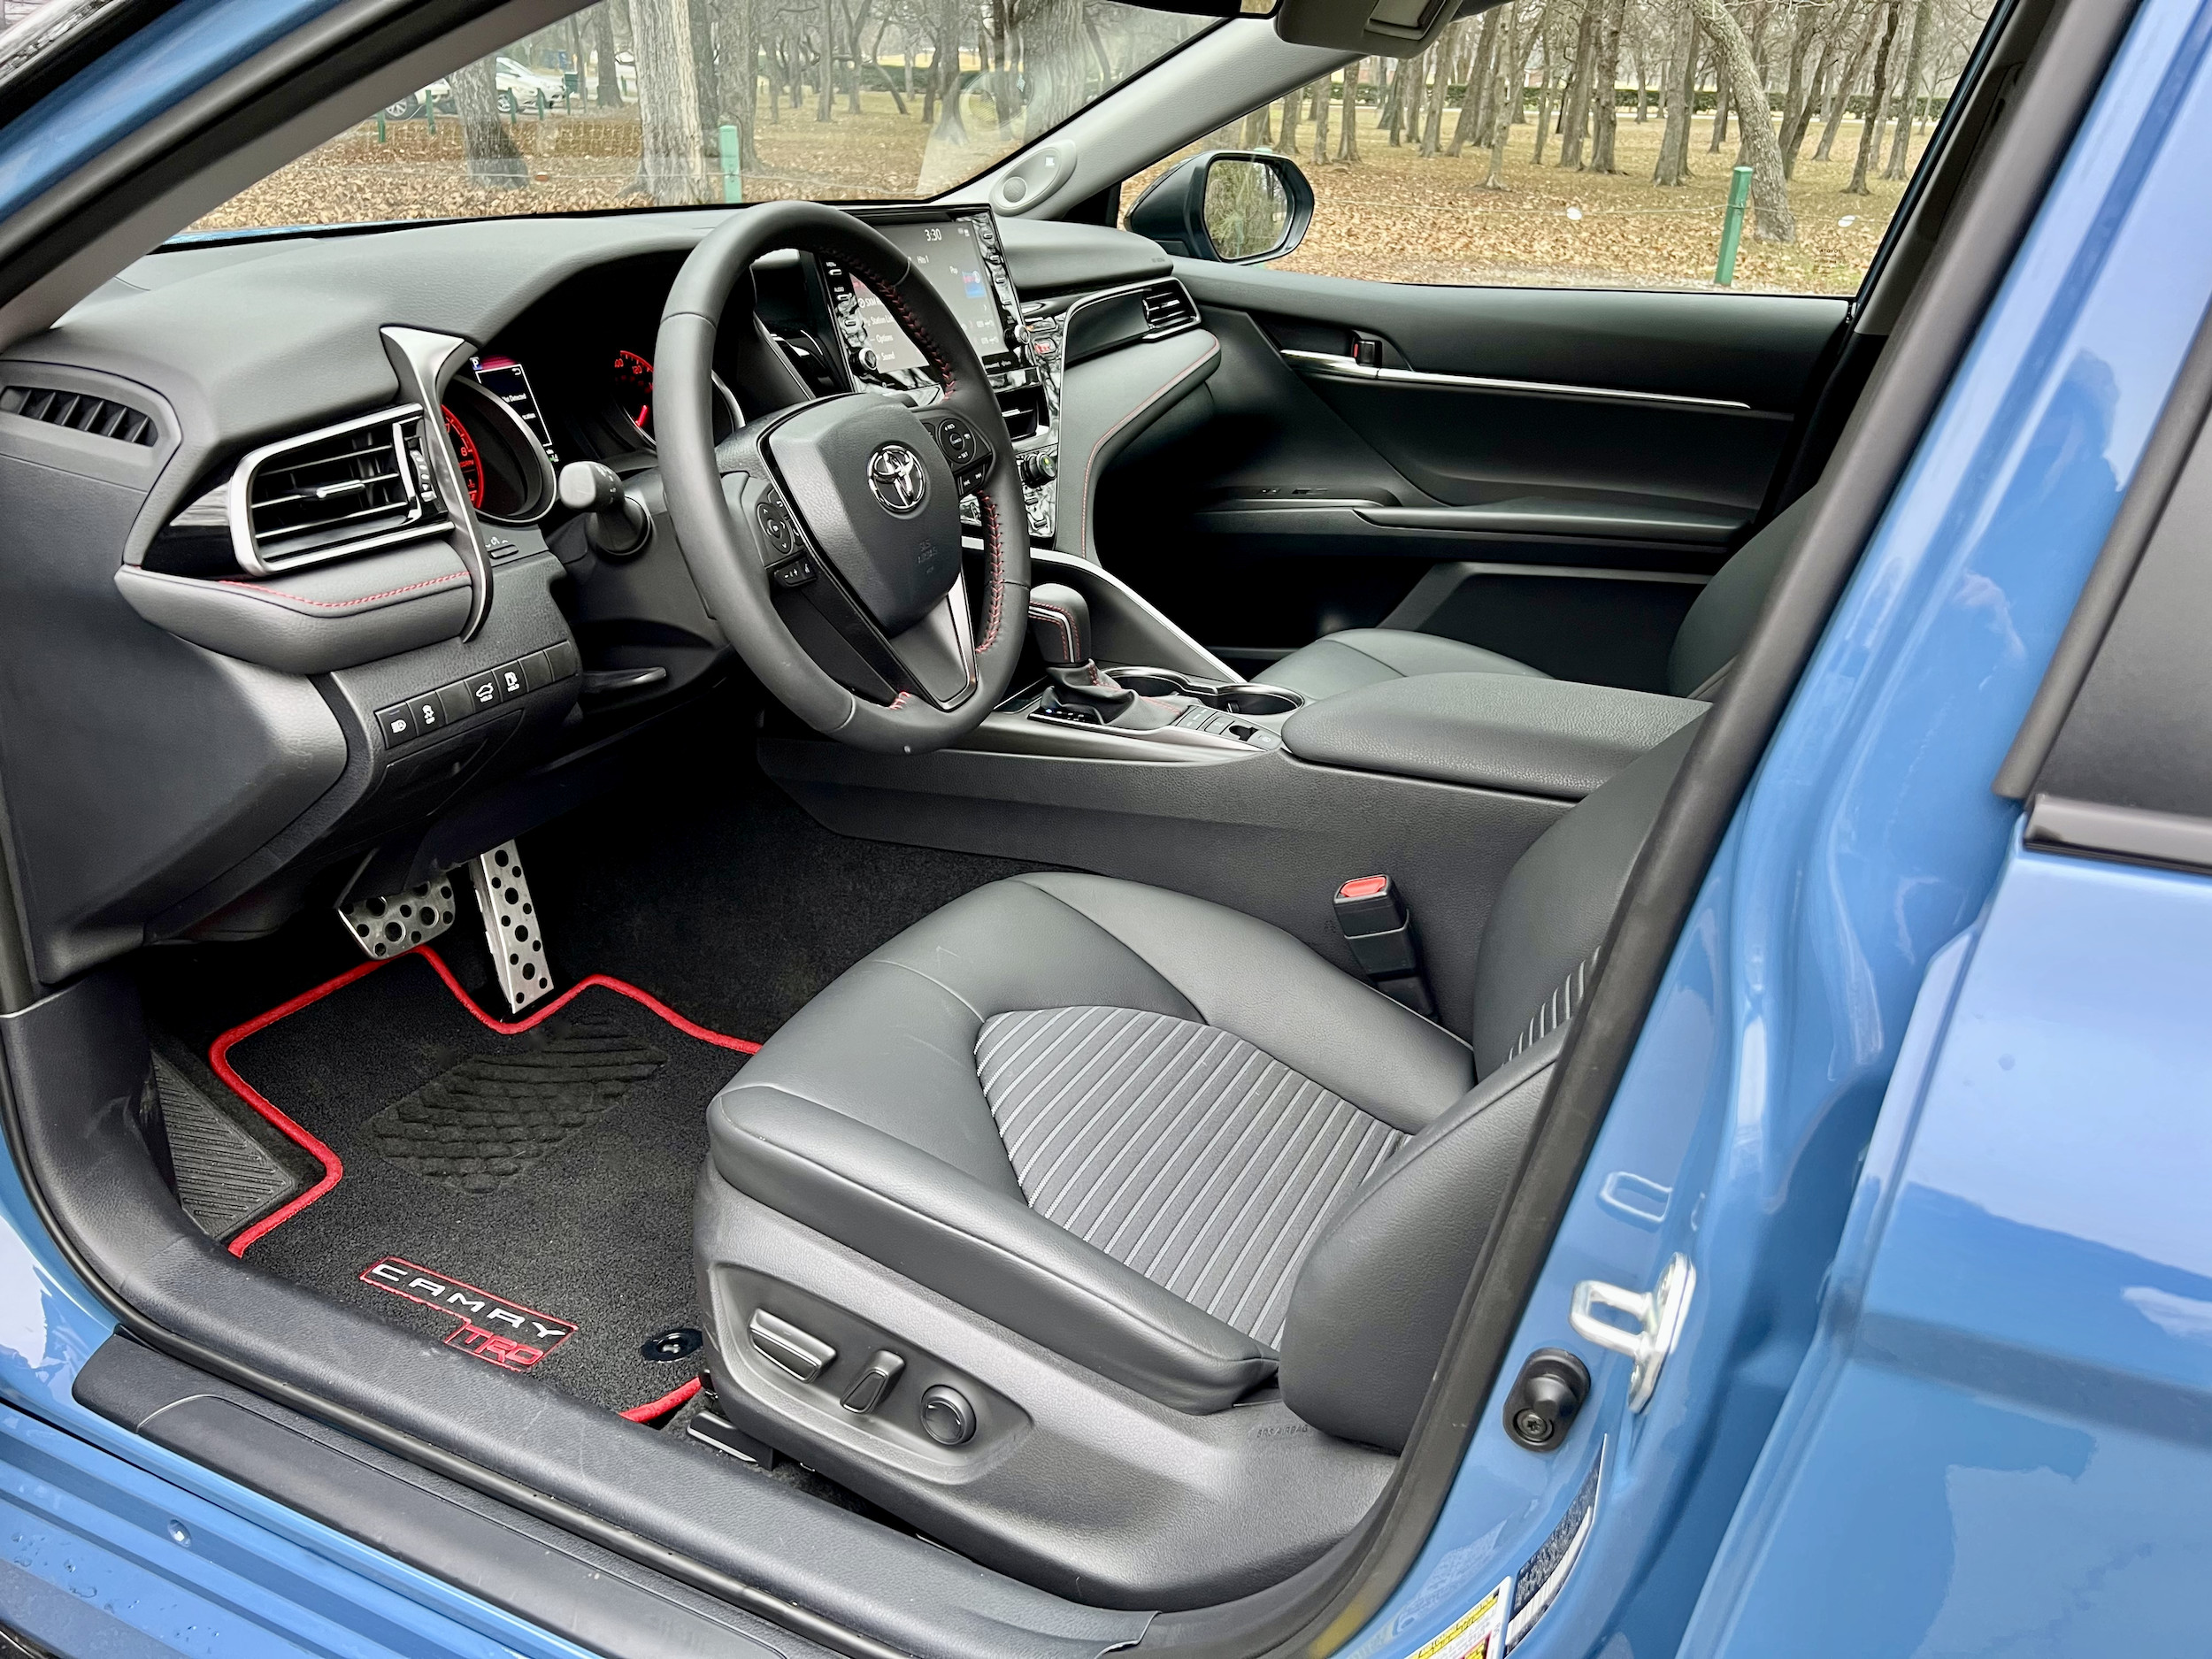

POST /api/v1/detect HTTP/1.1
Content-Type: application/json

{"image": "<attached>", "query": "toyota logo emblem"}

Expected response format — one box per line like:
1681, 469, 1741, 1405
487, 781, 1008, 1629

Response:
867, 442, 927, 515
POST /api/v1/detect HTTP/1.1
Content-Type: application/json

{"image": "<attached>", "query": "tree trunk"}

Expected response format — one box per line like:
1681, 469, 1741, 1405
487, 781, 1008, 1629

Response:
1885, 0, 1930, 177
1816, 3, 1877, 161
1244, 102, 1273, 147
1485, 2, 1518, 187
1686, 0, 1793, 238
1339, 56, 1364, 159
628, 0, 713, 202
718, 0, 763, 167
1655, 0, 1694, 183
1846, 0, 1898, 192
456, 58, 527, 189
1024, 0, 1085, 134
595, 4, 624, 106
1449, 10, 1500, 156
691, 0, 723, 154
1557, 0, 1597, 168
814, 0, 835, 118
1707, 41, 1728, 150
1586, 0, 1629, 171
1311, 72, 1333, 165
1778, 0, 1826, 177
1279, 82, 1303, 154
1419, 34, 1452, 157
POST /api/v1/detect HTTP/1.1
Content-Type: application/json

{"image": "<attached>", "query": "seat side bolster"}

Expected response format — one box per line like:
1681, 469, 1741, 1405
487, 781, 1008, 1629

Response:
1278, 1032, 1563, 1452
711, 1085, 1278, 1414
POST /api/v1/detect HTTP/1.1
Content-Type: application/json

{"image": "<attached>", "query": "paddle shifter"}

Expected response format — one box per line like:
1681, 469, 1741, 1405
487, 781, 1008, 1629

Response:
1027, 584, 1148, 722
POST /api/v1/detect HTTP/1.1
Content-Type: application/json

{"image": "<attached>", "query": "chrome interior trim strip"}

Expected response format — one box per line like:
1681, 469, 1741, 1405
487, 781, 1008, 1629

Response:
1281, 349, 1759, 411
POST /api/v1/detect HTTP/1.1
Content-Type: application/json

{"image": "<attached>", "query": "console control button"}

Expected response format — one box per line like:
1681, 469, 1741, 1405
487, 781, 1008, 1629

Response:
463, 670, 502, 713
493, 661, 527, 701
435, 681, 475, 726
520, 650, 555, 692
547, 639, 580, 680
841, 1349, 906, 1415
373, 703, 418, 748
410, 694, 446, 735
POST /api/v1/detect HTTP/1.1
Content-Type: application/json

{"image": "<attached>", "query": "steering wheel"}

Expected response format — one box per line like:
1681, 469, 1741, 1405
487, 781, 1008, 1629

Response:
654, 202, 1029, 755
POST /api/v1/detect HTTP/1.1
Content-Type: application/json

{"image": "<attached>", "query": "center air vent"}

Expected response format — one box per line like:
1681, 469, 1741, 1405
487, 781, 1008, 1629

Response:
1140, 282, 1198, 336
233, 406, 444, 573
1, 384, 157, 445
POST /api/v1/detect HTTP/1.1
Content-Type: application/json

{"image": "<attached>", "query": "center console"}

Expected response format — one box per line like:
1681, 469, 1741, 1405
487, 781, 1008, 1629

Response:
821, 207, 1061, 542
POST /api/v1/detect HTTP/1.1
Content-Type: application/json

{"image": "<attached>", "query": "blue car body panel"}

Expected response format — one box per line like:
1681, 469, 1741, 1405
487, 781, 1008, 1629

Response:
1, 0, 2208, 1647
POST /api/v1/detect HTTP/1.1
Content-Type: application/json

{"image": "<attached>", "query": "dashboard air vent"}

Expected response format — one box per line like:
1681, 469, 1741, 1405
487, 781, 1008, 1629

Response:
1, 384, 157, 445
235, 408, 442, 572
1140, 282, 1198, 335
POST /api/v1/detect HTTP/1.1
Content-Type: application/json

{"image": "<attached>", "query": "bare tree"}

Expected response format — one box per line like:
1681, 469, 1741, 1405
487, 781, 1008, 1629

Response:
1885, 0, 1932, 176
1312, 71, 1333, 165
1846, 0, 1898, 191
1556, 0, 1596, 167
1338, 57, 1364, 159
1419, 28, 1455, 156
1686, 0, 1793, 238
1816, 1, 1878, 160
1025, 0, 1086, 132
1586, 0, 1630, 170
1279, 79, 1303, 153
629, 0, 714, 201
1654, 0, 1695, 183
456, 57, 527, 190
1449, 8, 1502, 155
1485, 0, 1521, 187
594, 2, 625, 105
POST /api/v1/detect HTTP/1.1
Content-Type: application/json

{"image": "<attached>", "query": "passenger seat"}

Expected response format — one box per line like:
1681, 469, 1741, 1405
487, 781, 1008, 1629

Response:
1265, 488, 1820, 703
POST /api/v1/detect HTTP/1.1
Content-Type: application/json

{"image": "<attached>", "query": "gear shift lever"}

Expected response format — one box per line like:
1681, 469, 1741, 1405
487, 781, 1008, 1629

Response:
1028, 584, 1138, 719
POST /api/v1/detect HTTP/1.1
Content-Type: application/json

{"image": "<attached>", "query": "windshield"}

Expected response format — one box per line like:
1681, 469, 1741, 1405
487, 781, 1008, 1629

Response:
187, 0, 1214, 236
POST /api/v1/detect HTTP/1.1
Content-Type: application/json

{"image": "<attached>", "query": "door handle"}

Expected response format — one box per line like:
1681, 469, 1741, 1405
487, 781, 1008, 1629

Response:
1569, 1252, 1695, 1413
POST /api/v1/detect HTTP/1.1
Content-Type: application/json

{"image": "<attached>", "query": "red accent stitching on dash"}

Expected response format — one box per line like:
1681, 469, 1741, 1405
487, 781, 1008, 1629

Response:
219, 572, 469, 611
620, 1375, 703, 1423
210, 945, 760, 1262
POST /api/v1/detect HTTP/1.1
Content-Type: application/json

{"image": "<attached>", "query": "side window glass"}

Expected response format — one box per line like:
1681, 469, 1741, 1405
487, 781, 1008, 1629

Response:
1127, 0, 1987, 296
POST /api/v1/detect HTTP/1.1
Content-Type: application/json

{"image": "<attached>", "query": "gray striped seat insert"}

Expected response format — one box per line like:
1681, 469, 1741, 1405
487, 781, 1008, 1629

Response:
975, 1006, 1404, 1348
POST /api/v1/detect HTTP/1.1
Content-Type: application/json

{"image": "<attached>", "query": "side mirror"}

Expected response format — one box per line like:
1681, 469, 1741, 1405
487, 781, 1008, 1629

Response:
1126, 150, 1314, 265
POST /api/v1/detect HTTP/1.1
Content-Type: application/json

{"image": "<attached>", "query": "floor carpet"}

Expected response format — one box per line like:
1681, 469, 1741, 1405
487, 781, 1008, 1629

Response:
211, 946, 756, 1417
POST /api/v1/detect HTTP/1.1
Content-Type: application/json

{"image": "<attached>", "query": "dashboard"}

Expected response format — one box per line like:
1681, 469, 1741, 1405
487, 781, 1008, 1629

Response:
0, 206, 1212, 989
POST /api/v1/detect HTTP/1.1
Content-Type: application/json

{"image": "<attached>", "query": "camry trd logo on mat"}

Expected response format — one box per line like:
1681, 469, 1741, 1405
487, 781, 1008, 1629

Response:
360, 1256, 576, 1371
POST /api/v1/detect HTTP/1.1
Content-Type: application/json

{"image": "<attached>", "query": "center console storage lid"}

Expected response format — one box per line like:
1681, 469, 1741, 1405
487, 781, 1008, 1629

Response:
1281, 671, 1706, 801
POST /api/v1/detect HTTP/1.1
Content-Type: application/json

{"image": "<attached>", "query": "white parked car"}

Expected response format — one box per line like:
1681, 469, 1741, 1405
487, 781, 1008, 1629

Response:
385, 57, 572, 119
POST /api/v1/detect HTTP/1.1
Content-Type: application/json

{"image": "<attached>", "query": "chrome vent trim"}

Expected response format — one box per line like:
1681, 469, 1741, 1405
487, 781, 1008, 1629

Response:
227, 404, 448, 575
1, 383, 157, 444
1139, 280, 1199, 337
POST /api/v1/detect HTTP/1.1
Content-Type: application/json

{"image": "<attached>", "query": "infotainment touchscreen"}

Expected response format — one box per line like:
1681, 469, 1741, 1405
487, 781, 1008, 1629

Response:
840, 216, 1010, 374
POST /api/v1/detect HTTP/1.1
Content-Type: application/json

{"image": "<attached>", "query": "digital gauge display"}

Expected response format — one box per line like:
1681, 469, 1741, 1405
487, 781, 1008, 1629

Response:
442, 404, 486, 509
613, 349, 653, 437
470, 354, 558, 464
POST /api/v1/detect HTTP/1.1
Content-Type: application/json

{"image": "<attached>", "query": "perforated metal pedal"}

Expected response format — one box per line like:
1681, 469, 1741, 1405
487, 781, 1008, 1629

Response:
469, 841, 551, 1012
338, 874, 459, 960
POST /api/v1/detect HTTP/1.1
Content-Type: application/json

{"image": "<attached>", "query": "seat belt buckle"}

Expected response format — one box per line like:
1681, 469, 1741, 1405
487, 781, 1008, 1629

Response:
1333, 875, 1435, 1018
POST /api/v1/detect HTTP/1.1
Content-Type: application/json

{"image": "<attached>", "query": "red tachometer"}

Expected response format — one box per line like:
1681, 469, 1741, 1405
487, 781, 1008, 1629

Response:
442, 405, 485, 510
613, 349, 652, 437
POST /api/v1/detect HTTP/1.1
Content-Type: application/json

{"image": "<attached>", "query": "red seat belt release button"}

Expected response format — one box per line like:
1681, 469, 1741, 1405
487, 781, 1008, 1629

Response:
1333, 875, 1435, 1018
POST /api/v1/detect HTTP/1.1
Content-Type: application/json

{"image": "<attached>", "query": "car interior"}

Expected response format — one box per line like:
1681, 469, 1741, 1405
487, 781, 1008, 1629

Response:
0, 0, 2063, 1647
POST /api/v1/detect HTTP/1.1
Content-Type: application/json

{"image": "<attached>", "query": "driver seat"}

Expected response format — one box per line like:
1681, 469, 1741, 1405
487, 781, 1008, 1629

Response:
694, 722, 1698, 1607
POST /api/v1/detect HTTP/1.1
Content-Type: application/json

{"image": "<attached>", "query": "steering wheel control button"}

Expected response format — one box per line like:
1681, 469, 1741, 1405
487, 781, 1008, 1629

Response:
841, 1349, 906, 1415
373, 703, 418, 748
749, 1309, 834, 1383
919, 1384, 976, 1446
770, 555, 818, 590
757, 499, 797, 557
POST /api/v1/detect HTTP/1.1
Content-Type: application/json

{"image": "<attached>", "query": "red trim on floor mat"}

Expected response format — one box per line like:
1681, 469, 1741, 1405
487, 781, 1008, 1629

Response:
206, 945, 757, 1423
211, 945, 759, 1259
619, 1375, 702, 1423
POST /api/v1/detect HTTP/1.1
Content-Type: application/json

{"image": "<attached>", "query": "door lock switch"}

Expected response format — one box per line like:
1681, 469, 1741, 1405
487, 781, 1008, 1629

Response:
841, 1349, 906, 1414
748, 1309, 835, 1383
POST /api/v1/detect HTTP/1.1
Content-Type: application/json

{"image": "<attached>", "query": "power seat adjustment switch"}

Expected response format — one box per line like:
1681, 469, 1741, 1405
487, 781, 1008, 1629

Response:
841, 1349, 906, 1415
1502, 1348, 1592, 1450
749, 1309, 835, 1383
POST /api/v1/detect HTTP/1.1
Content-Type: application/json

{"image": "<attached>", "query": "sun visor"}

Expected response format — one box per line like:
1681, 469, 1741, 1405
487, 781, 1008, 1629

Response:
1272, 0, 1504, 56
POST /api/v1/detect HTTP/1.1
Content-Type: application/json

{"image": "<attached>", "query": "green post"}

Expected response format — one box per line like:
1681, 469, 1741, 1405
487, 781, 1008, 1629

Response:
425, 97, 436, 135
1714, 165, 1753, 287
719, 123, 743, 204
535, 88, 545, 120
376, 113, 387, 143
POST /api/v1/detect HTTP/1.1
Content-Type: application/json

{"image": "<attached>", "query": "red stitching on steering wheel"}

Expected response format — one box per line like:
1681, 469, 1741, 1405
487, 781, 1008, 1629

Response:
850, 268, 959, 396
975, 494, 1007, 652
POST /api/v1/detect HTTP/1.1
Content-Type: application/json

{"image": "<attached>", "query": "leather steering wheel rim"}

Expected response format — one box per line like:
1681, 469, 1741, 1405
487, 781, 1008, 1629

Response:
656, 201, 1030, 754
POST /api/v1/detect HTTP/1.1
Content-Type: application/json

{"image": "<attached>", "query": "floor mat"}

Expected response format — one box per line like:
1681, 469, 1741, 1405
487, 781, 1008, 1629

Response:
211, 947, 756, 1418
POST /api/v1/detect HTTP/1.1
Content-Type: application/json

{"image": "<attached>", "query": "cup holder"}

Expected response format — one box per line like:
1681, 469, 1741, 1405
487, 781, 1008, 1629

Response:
1214, 685, 1304, 717
1108, 668, 1307, 717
